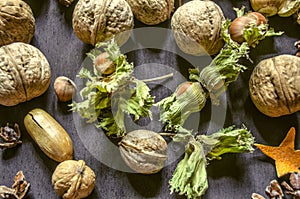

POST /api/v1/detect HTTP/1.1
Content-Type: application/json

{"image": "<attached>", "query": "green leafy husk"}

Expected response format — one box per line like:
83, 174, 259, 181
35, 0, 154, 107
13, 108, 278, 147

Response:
70, 40, 154, 138
155, 82, 207, 133
233, 7, 284, 47
170, 139, 208, 199
156, 7, 283, 133
169, 126, 255, 199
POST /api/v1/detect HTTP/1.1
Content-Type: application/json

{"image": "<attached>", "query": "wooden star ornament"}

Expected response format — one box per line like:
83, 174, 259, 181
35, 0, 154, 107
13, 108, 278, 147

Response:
255, 127, 300, 178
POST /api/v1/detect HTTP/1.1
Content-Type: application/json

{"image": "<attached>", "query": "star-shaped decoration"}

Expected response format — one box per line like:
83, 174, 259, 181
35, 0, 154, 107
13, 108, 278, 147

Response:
255, 127, 300, 177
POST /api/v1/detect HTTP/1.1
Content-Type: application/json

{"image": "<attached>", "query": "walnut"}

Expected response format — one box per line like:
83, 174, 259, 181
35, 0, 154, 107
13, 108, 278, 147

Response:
52, 160, 96, 199
119, 130, 168, 174
0, 0, 35, 46
249, 55, 300, 117
171, 0, 225, 56
72, 0, 134, 46
126, 0, 174, 25
0, 42, 51, 106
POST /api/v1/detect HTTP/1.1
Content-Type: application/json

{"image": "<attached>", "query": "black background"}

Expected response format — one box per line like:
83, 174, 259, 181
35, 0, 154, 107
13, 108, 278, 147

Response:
1, 0, 300, 198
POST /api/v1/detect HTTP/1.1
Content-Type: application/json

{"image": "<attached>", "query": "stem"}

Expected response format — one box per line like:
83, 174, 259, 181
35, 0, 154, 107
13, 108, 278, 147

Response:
141, 73, 173, 83
178, 0, 182, 7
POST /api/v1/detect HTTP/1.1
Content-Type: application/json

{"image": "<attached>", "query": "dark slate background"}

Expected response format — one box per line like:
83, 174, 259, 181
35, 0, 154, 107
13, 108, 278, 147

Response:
1, 0, 300, 198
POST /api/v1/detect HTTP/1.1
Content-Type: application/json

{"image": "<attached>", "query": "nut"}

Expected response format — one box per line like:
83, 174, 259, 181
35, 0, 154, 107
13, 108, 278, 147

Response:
0, 42, 51, 106
54, 76, 77, 102
24, 108, 73, 162
230, 12, 267, 44
119, 129, 167, 174
94, 52, 116, 75
52, 160, 96, 199
126, 0, 174, 25
0, 0, 35, 46
72, 0, 134, 46
249, 54, 300, 117
171, 0, 225, 55
250, 0, 286, 16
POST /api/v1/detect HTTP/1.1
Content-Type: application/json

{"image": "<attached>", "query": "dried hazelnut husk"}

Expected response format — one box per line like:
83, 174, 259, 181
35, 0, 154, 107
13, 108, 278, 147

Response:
171, 0, 225, 55
52, 160, 96, 199
94, 52, 116, 75
230, 12, 267, 44
0, 42, 51, 106
72, 0, 134, 46
250, 0, 286, 16
126, 0, 174, 25
0, 0, 35, 46
119, 129, 168, 174
54, 76, 77, 102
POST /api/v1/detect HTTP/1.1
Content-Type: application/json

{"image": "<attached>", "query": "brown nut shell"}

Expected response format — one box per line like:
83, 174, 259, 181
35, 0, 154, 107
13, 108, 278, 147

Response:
171, 0, 225, 55
72, 0, 134, 46
249, 55, 300, 117
24, 108, 73, 162
250, 0, 285, 16
52, 160, 96, 199
0, 42, 51, 106
54, 76, 77, 102
0, 0, 35, 46
126, 0, 174, 25
119, 129, 167, 174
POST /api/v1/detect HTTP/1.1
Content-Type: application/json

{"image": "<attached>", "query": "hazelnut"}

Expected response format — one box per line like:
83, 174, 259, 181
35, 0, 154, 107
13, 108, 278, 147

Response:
54, 76, 77, 102
94, 52, 116, 75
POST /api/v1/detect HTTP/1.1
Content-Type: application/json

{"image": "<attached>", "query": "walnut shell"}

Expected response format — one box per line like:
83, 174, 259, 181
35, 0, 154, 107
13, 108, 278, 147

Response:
126, 0, 174, 25
119, 130, 168, 174
0, 42, 51, 106
52, 160, 96, 199
171, 0, 225, 56
0, 0, 35, 46
72, 0, 134, 46
249, 55, 300, 117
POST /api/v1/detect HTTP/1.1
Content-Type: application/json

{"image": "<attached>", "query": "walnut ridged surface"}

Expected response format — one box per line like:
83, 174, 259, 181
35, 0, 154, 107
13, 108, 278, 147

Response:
0, 0, 35, 46
249, 55, 300, 117
126, 0, 174, 25
72, 0, 134, 46
171, 0, 225, 56
0, 43, 51, 106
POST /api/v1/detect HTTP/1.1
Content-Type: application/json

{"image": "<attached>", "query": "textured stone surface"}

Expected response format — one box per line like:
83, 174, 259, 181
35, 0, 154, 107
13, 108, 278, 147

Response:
0, 42, 50, 106
0, 0, 35, 46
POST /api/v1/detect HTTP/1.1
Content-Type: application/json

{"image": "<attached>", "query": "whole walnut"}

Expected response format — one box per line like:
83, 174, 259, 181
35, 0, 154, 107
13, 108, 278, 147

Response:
52, 160, 96, 199
171, 0, 225, 56
119, 130, 168, 174
0, 0, 35, 46
0, 42, 51, 106
126, 0, 174, 25
249, 55, 300, 117
72, 0, 134, 46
